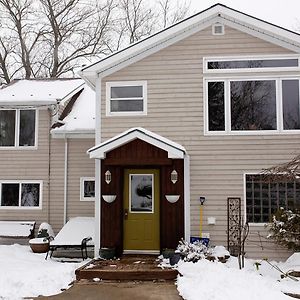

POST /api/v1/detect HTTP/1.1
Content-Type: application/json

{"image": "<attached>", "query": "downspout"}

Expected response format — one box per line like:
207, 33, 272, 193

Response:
63, 137, 68, 225
184, 154, 191, 241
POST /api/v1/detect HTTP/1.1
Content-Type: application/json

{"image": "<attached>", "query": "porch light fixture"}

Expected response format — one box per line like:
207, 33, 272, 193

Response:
171, 170, 178, 184
105, 170, 111, 184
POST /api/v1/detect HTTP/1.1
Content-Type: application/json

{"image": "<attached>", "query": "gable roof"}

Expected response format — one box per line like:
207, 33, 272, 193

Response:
80, 3, 300, 87
0, 78, 84, 106
88, 127, 186, 159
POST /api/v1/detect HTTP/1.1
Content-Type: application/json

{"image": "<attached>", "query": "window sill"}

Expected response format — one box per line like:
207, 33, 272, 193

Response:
0, 207, 42, 210
204, 130, 300, 136
0, 146, 38, 150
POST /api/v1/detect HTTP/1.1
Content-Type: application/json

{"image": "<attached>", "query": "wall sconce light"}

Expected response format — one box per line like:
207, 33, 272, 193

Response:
105, 170, 111, 184
171, 170, 178, 184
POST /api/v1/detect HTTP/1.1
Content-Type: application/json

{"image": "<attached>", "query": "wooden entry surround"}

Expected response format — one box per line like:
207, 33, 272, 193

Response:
100, 139, 184, 257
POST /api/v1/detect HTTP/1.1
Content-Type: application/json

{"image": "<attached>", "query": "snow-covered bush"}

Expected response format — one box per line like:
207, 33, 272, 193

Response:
268, 208, 300, 251
37, 223, 55, 239
177, 239, 208, 262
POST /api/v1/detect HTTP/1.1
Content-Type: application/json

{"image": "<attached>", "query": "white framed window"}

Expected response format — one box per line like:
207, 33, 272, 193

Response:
203, 55, 300, 74
0, 180, 42, 209
204, 76, 300, 135
80, 177, 95, 201
244, 174, 300, 224
0, 108, 38, 149
106, 81, 147, 116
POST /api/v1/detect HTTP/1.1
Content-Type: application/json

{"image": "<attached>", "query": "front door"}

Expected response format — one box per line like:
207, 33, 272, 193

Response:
123, 169, 160, 253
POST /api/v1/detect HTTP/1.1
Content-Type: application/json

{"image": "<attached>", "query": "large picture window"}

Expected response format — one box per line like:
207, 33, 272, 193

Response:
106, 81, 147, 115
0, 109, 37, 147
206, 78, 300, 134
0, 181, 42, 209
245, 175, 300, 223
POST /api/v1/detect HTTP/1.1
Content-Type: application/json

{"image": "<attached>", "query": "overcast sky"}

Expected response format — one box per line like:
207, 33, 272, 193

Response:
189, 0, 300, 31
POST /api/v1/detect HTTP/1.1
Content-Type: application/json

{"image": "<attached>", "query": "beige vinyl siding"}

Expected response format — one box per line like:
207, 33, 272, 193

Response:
0, 109, 51, 231
49, 138, 94, 234
101, 25, 298, 260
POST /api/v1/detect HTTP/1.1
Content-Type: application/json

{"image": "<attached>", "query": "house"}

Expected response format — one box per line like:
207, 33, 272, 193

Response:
0, 78, 95, 236
1, 3, 300, 261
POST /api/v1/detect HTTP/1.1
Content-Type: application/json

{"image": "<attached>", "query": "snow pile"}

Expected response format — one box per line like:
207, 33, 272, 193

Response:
0, 221, 35, 237
38, 222, 55, 239
177, 251, 300, 300
0, 244, 83, 299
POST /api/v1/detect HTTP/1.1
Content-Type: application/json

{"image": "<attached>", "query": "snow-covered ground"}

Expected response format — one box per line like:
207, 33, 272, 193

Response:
1, 243, 300, 300
0, 244, 83, 300
177, 251, 300, 300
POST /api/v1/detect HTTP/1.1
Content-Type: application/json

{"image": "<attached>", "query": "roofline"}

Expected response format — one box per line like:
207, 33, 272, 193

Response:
0, 100, 57, 106
80, 3, 300, 80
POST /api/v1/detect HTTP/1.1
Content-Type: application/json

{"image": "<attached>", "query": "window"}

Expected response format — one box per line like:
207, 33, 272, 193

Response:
207, 59, 298, 70
106, 81, 147, 115
80, 177, 95, 201
206, 78, 300, 134
245, 175, 300, 223
0, 109, 37, 147
0, 181, 42, 209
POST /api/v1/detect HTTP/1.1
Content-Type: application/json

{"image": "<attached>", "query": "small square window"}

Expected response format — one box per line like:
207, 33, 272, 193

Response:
107, 81, 147, 116
212, 24, 224, 35
80, 177, 95, 201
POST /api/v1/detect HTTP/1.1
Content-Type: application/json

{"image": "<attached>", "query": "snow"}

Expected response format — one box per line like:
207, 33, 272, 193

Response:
176, 253, 300, 300
52, 84, 95, 133
0, 79, 84, 105
29, 237, 49, 244
38, 222, 55, 238
0, 244, 83, 299
51, 217, 94, 246
0, 221, 35, 237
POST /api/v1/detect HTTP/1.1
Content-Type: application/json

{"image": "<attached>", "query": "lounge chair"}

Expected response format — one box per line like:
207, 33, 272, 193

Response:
46, 217, 94, 260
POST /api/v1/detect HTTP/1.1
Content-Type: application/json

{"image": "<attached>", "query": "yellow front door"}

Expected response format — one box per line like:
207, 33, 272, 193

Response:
123, 169, 160, 252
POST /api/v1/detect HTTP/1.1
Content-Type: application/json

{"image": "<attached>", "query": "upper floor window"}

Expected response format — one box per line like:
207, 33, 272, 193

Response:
0, 109, 37, 148
106, 81, 147, 116
206, 78, 300, 134
0, 181, 42, 209
204, 56, 300, 73
245, 174, 300, 223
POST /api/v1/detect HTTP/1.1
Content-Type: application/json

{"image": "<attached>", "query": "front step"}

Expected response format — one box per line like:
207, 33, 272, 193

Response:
75, 255, 178, 281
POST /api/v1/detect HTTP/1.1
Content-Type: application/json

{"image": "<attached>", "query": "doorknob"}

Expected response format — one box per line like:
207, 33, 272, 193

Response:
124, 209, 128, 220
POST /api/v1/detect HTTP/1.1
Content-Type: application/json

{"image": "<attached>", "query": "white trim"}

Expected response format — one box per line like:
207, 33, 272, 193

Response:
94, 77, 101, 257
88, 128, 185, 159
212, 23, 225, 35
0, 108, 38, 149
51, 131, 95, 139
80, 5, 300, 86
80, 177, 95, 202
204, 76, 300, 136
129, 173, 154, 214
63, 139, 68, 225
106, 81, 147, 116
184, 154, 191, 242
0, 180, 43, 210
203, 54, 300, 74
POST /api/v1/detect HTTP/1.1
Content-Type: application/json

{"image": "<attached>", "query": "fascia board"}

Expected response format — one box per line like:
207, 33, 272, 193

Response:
88, 131, 184, 159
0, 100, 57, 106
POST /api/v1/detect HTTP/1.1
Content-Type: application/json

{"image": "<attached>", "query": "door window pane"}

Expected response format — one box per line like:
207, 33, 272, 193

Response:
130, 174, 153, 212
1, 183, 19, 206
231, 80, 276, 130
282, 80, 300, 130
19, 110, 36, 146
21, 183, 40, 207
208, 82, 225, 131
0, 110, 15, 146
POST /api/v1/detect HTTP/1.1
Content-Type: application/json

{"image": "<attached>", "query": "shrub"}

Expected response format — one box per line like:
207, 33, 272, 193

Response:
176, 239, 208, 262
268, 208, 300, 251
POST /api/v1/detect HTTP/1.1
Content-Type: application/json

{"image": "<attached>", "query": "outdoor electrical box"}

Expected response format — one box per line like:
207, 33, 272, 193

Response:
199, 196, 206, 205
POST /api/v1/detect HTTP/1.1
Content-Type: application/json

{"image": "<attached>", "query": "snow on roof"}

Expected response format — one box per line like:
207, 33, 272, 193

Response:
0, 78, 84, 106
52, 84, 95, 134
51, 217, 94, 246
88, 127, 186, 159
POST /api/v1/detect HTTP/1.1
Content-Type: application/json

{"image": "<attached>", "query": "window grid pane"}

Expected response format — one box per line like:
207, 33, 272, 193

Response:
246, 175, 299, 223
19, 110, 35, 146
0, 110, 16, 146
